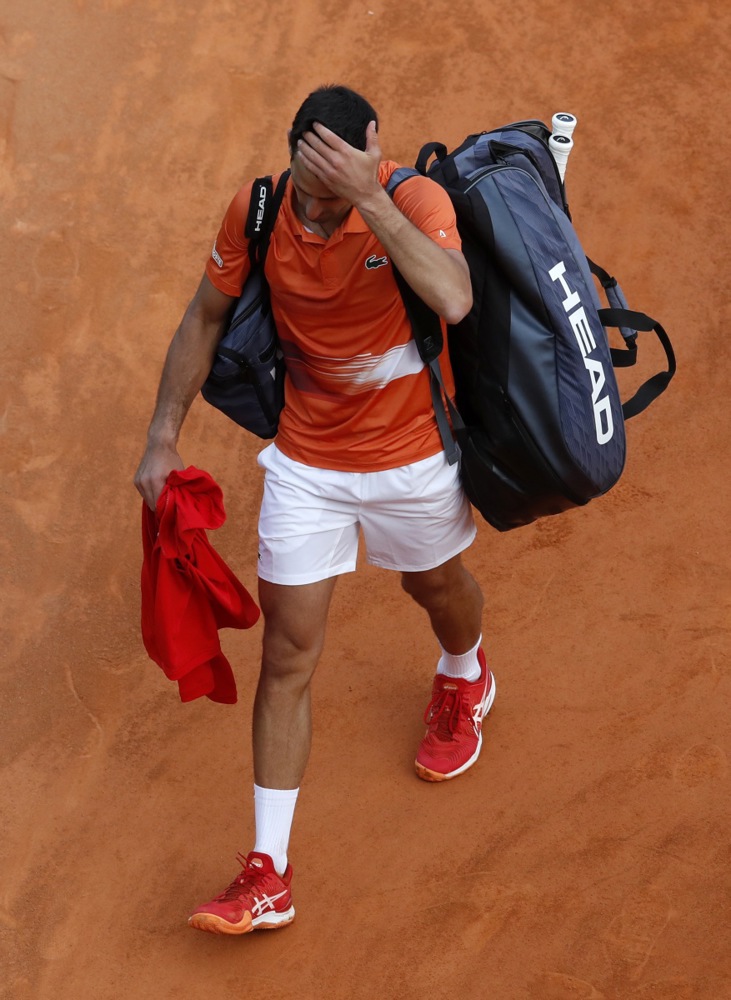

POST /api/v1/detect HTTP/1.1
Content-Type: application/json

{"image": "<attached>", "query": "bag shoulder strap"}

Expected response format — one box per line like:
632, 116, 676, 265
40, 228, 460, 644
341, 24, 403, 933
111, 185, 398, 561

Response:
385, 167, 462, 466
385, 168, 444, 364
245, 169, 291, 266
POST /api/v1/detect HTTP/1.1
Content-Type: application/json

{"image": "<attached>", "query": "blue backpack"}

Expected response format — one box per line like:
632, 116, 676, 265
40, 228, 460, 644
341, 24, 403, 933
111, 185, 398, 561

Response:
389, 120, 676, 530
201, 171, 290, 438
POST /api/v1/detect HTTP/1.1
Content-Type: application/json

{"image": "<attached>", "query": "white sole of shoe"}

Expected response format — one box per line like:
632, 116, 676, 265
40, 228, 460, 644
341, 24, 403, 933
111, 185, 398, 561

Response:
253, 905, 296, 930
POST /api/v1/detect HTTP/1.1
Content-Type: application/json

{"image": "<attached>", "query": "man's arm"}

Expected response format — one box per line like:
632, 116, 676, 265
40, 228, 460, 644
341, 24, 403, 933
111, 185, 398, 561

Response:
294, 121, 472, 325
133, 273, 236, 511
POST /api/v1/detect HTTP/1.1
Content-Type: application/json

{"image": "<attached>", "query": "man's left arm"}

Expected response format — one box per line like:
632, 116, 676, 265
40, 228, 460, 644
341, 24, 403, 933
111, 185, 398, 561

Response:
295, 122, 472, 325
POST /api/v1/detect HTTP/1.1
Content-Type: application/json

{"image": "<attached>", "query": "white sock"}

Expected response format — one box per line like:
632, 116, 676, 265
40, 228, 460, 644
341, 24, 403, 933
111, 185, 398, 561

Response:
436, 635, 482, 683
253, 784, 299, 876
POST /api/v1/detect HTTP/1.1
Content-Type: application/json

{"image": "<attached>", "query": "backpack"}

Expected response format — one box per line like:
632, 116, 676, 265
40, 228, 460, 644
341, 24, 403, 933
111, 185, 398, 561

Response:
200, 170, 290, 437
200, 166, 462, 461
389, 119, 676, 531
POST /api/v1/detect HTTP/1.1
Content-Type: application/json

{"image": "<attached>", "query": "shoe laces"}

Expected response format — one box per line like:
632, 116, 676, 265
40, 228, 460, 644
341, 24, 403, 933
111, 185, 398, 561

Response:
424, 686, 473, 737
217, 853, 263, 901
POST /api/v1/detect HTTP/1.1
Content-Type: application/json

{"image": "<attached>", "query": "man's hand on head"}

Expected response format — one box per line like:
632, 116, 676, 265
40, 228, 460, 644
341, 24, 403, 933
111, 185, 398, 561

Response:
294, 121, 383, 209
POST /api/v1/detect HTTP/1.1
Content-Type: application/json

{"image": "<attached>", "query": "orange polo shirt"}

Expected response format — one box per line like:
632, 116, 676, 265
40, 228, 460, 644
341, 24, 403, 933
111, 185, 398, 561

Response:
205, 161, 462, 472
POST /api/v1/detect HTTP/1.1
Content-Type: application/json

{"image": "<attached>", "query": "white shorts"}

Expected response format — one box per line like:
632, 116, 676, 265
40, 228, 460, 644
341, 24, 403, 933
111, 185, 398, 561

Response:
256, 444, 476, 586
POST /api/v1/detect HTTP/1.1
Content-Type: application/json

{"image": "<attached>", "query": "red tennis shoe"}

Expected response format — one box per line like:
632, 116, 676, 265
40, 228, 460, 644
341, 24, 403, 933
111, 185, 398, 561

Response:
188, 851, 294, 934
415, 648, 496, 782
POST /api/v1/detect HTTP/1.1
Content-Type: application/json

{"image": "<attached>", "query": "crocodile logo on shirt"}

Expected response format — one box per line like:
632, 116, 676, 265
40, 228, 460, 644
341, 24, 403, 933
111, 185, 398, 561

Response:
365, 254, 389, 270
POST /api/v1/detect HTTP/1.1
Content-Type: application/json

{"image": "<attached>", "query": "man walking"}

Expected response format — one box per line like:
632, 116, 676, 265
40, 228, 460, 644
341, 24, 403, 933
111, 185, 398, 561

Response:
134, 84, 495, 935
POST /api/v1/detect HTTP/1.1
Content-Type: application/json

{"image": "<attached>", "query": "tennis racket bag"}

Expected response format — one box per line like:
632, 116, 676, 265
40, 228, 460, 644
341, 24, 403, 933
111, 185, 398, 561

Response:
393, 120, 676, 531
201, 171, 290, 438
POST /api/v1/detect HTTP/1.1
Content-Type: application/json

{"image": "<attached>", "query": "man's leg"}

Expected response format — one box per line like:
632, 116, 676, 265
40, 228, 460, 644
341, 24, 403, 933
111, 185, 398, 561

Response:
188, 576, 337, 935
189, 444, 362, 934
402, 553, 496, 782
253, 576, 338, 789
249, 577, 337, 877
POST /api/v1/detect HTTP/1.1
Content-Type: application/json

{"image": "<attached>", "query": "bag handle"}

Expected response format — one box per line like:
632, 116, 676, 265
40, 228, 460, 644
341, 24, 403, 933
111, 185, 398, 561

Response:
415, 141, 448, 175
588, 257, 676, 417
598, 307, 677, 419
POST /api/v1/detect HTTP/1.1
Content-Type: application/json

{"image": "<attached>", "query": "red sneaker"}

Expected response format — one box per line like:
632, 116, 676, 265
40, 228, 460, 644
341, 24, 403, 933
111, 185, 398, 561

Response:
415, 648, 495, 782
188, 851, 295, 934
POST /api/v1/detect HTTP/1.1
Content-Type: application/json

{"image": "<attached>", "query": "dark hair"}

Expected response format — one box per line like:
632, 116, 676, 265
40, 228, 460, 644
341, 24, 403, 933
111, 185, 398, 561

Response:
289, 85, 378, 156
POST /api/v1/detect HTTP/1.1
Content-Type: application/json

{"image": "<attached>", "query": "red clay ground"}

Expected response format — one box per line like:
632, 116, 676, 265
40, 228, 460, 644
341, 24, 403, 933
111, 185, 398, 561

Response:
2, 2, 730, 998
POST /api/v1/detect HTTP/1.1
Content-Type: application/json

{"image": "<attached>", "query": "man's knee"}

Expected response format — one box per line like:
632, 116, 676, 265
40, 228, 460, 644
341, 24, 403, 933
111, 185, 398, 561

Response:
401, 569, 441, 609
260, 610, 328, 684
259, 577, 335, 684
401, 557, 483, 614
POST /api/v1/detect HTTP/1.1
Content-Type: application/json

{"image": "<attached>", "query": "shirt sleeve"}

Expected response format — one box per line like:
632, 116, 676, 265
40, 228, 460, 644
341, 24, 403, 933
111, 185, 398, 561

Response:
204, 181, 255, 297
390, 173, 463, 252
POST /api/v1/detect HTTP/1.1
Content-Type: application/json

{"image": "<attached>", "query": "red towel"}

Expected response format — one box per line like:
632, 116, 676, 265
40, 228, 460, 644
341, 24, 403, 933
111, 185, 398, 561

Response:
141, 467, 260, 704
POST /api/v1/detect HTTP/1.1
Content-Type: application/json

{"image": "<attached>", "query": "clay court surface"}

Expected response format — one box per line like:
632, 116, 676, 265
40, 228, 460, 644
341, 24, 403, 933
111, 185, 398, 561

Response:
2, 1, 730, 997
